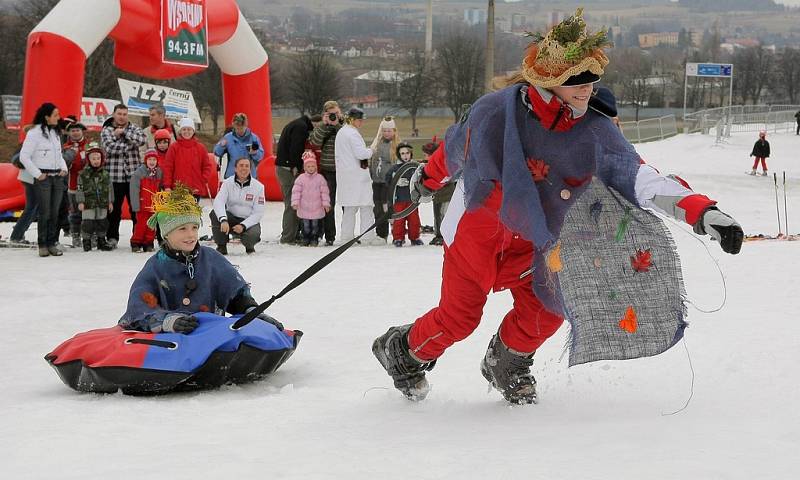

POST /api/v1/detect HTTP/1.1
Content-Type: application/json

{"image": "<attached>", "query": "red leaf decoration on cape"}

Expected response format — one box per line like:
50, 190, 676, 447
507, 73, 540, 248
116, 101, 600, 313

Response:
527, 158, 550, 182
630, 249, 653, 273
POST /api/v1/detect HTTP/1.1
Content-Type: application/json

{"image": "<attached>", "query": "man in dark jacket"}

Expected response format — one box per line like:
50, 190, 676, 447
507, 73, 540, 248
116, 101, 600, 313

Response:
276, 115, 314, 244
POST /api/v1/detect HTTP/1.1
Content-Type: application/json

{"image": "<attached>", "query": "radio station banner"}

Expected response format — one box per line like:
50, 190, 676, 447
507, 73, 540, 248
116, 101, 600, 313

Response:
161, 0, 209, 67
118, 78, 201, 123
2, 95, 118, 130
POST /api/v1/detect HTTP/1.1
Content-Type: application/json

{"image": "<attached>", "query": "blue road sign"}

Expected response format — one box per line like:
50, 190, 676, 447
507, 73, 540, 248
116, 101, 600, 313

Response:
697, 63, 732, 77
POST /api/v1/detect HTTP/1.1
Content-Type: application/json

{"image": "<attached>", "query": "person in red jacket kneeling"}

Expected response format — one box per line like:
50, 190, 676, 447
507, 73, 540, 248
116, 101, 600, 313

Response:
162, 118, 213, 197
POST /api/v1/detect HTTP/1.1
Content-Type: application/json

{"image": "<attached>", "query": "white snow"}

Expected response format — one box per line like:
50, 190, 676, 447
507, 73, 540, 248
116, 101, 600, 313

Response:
1, 131, 798, 479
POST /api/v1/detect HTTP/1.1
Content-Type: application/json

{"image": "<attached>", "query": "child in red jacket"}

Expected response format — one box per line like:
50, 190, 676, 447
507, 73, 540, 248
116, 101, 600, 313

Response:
130, 149, 163, 252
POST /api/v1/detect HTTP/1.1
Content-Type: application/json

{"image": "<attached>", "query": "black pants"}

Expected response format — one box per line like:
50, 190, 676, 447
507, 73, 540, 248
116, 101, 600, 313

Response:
301, 219, 322, 243
796, 122, 799, 135
372, 182, 389, 239
57, 178, 70, 234
107, 181, 135, 241
210, 211, 261, 249
321, 170, 337, 242
33, 176, 65, 247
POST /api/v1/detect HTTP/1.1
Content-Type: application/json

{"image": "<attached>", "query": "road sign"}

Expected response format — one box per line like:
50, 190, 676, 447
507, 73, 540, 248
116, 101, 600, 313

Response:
686, 62, 733, 78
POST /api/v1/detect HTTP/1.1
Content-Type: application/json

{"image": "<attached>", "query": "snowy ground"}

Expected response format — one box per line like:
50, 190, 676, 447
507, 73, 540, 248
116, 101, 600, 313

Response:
1, 131, 798, 479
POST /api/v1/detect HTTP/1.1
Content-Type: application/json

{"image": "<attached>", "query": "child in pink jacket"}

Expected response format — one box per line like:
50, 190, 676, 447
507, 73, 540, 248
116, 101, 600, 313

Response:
292, 151, 331, 246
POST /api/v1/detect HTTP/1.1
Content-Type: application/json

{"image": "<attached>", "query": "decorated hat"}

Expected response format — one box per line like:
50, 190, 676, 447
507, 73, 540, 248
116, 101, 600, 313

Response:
422, 136, 440, 155
522, 8, 611, 88
146, 184, 202, 237
379, 116, 396, 130
396, 141, 413, 158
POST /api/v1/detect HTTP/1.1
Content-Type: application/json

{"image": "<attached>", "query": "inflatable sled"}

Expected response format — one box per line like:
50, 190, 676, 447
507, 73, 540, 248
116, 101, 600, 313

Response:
45, 312, 302, 395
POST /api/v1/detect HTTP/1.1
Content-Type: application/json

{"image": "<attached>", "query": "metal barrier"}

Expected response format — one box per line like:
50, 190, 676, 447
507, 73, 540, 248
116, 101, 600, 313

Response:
685, 105, 800, 135
619, 115, 679, 143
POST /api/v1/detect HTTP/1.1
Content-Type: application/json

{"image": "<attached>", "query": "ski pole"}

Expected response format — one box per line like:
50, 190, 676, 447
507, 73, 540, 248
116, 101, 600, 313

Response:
774, 172, 782, 236
784, 171, 788, 235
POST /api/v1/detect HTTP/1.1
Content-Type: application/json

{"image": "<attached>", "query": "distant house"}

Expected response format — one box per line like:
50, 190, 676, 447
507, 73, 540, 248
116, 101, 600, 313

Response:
353, 70, 416, 101
638, 32, 679, 49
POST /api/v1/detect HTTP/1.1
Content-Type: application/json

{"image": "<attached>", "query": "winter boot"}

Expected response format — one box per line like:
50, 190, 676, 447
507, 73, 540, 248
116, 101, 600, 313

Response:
131, 244, 143, 253
429, 236, 444, 246
372, 324, 437, 401
762, 170, 769, 177
216, 244, 228, 255
480, 334, 538, 405
143, 244, 155, 253
82, 238, 92, 252
71, 233, 81, 248
97, 237, 113, 251
749, 169, 757, 175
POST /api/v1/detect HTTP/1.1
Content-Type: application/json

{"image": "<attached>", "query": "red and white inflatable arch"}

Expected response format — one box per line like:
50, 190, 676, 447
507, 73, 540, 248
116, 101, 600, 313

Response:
20, 0, 281, 199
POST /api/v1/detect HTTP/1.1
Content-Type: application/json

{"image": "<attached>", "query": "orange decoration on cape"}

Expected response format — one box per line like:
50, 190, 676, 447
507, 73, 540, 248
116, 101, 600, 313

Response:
546, 242, 563, 272
619, 306, 638, 333
140, 292, 159, 308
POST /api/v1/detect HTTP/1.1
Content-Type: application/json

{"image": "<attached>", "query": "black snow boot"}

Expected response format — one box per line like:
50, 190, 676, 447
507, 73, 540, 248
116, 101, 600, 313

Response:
97, 237, 113, 251
480, 334, 538, 405
82, 238, 92, 252
372, 324, 437, 401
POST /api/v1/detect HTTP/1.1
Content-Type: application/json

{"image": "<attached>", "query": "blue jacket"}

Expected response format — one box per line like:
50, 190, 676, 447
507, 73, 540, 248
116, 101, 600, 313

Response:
214, 129, 265, 179
119, 246, 254, 332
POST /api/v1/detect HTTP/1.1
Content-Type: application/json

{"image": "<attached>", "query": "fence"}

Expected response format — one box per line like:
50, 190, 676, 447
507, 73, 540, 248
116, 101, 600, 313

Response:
684, 105, 800, 136
619, 115, 679, 143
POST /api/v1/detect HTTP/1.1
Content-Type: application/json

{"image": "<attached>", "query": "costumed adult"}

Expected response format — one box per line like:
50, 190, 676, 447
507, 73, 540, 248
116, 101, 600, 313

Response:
373, 10, 744, 405
334, 107, 382, 245
17, 103, 68, 257
210, 157, 266, 255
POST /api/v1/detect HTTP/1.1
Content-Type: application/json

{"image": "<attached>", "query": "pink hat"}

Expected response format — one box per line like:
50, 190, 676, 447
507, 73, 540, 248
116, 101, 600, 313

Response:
302, 150, 316, 165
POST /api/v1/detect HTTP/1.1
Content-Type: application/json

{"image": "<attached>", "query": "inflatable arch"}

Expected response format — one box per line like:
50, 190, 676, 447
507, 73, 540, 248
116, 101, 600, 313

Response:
20, 0, 281, 200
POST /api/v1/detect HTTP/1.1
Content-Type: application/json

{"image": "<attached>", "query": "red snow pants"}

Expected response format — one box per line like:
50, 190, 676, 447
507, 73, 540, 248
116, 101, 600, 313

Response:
131, 211, 156, 246
407, 190, 564, 360
752, 157, 767, 171
391, 201, 421, 241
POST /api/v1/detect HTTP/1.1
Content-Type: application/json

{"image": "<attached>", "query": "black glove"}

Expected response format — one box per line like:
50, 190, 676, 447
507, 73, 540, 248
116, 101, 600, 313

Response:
409, 164, 435, 204
162, 314, 198, 334
694, 208, 743, 254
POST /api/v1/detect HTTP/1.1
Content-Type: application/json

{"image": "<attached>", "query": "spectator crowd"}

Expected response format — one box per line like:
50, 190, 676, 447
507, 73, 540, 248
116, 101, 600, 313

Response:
7, 100, 448, 258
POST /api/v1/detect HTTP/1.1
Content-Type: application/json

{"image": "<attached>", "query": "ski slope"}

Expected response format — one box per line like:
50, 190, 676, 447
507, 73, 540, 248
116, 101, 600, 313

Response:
1, 131, 798, 479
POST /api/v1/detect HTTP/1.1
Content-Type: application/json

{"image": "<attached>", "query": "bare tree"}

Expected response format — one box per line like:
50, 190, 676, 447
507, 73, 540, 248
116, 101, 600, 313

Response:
436, 30, 485, 122
286, 50, 342, 115
606, 48, 653, 120
177, 61, 223, 134
733, 46, 775, 104
777, 47, 800, 104
390, 49, 437, 133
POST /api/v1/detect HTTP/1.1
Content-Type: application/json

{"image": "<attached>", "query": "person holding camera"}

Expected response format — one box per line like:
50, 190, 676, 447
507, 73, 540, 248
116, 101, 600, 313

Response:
213, 112, 264, 180
308, 101, 343, 246
101, 104, 146, 248
275, 113, 316, 244
335, 107, 383, 245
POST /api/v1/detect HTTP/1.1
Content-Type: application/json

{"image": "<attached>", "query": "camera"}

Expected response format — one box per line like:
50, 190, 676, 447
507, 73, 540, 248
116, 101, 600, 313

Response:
328, 112, 339, 122
251, 141, 260, 151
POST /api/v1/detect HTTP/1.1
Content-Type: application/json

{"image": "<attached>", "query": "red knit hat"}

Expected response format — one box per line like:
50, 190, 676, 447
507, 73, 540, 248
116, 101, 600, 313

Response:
144, 149, 159, 164
154, 129, 172, 141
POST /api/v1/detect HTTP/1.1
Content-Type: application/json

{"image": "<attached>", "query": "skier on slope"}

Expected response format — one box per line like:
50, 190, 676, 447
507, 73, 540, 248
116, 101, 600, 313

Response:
372, 9, 744, 405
